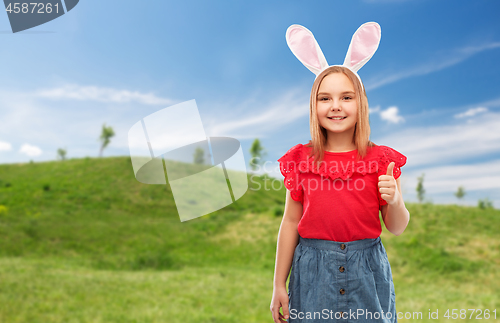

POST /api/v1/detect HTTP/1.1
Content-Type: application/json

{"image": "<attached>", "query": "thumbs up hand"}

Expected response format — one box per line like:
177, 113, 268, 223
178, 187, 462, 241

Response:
378, 162, 400, 206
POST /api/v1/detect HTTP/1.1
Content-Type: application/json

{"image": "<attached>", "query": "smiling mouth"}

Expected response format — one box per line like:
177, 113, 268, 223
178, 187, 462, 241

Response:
327, 116, 347, 120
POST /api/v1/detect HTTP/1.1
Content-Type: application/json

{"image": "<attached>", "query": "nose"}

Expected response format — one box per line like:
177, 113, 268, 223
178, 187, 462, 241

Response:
330, 99, 342, 111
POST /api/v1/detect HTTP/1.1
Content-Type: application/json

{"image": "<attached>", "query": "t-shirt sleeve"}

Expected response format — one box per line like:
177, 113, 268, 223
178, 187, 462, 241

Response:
277, 144, 304, 204
378, 146, 407, 206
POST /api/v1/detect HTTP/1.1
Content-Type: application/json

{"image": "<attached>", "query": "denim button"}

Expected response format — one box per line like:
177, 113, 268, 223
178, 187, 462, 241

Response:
340, 288, 345, 295
339, 266, 345, 272
340, 243, 346, 250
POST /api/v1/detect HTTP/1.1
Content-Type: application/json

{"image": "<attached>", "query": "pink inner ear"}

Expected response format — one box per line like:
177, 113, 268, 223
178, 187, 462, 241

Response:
288, 27, 321, 70
350, 24, 380, 67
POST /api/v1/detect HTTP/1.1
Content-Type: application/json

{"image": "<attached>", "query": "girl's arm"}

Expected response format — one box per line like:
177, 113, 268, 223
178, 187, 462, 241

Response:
379, 173, 410, 236
270, 189, 303, 323
273, 189, 303, 288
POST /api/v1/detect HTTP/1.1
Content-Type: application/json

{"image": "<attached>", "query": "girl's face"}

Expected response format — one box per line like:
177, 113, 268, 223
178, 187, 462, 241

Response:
316, 72, 358, 135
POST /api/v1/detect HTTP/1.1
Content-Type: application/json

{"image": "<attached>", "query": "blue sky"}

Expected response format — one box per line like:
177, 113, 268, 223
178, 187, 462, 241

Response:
1, 0, 499, 208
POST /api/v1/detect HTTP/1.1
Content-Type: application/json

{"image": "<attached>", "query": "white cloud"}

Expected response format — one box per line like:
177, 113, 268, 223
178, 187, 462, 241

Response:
454, 107, 488, 118
205, 86, 309, 139
374, 111, 500, 168
0, 141, 12, 152
19, 144, 42, 157
404, 159, 500, 193
369, 105, 380, 114
0, 84, 180, 164
398, 159, 500, 208
0, 84, 310, 163
379, 106, 405, 124
36, 84, 173, 105
365, 41, 500, 90
369, 108, 500, 206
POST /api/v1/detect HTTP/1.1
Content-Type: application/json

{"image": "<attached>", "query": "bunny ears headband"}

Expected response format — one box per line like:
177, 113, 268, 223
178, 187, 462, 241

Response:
285, 22, 381, 90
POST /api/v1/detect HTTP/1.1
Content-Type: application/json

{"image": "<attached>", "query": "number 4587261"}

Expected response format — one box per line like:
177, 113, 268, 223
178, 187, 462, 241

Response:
6, 3, 59, 14
443, 309, 496, 320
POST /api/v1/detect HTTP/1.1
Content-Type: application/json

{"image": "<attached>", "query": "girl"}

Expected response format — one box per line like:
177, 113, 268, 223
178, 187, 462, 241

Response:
270, 23, 409, 322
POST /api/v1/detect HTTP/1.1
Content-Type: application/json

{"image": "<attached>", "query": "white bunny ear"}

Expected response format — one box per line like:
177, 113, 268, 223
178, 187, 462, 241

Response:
286, 24, 329, 75
343, 22, 381, 73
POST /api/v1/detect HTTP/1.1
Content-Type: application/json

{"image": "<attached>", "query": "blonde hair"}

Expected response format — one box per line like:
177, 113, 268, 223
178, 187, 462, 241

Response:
305, 66, 374, 170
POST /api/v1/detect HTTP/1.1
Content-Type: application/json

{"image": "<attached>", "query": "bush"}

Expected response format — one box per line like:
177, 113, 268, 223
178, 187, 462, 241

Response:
478, 198, 494, 210
273, 206, 283, 217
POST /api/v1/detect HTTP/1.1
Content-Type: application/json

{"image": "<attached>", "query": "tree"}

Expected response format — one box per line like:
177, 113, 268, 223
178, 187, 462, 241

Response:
249, 139, 266, 173
416, 173, 425, 203
98, 123, 115, 157
454, 186, 466, 203
193, 146, 205, 164
57, 147, 67, 161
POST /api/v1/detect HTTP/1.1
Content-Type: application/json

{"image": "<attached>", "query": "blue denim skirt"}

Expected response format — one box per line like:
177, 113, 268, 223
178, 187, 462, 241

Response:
287, 235, 397, 322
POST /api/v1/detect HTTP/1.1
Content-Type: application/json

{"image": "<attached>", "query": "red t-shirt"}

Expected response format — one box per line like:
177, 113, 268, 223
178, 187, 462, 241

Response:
277, 143, 407, 242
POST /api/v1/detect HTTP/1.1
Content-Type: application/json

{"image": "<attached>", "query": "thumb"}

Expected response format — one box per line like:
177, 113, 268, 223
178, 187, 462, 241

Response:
386, 162, 395, 177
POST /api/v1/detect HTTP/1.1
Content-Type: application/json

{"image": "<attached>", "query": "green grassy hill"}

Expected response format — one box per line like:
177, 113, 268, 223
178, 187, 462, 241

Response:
0, 157, 499, 322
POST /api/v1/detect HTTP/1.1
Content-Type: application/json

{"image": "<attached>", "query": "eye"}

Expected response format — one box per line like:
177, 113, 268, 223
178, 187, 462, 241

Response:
318, 97, 329, 101
343, 96, 352, 100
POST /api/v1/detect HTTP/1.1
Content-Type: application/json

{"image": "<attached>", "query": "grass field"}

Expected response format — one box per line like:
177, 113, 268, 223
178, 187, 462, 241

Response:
0, 157, 499, 322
